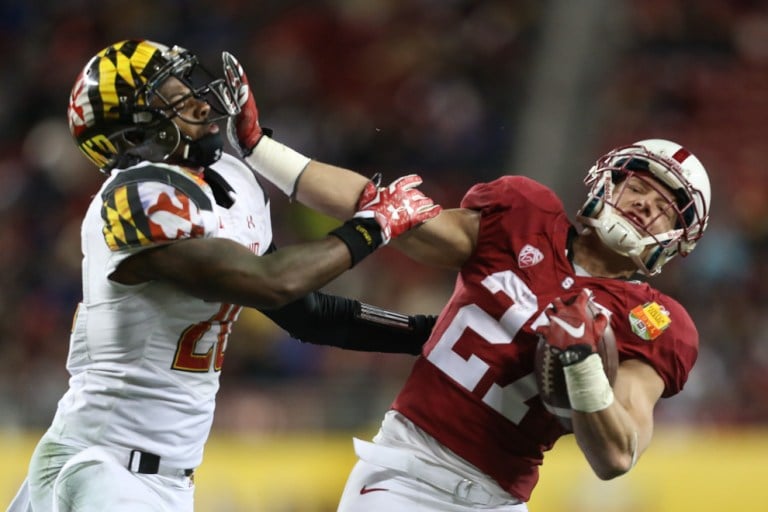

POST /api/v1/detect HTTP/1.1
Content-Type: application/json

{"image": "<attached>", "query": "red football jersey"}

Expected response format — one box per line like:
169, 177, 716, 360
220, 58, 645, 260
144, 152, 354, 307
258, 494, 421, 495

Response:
392, 176, 698, 501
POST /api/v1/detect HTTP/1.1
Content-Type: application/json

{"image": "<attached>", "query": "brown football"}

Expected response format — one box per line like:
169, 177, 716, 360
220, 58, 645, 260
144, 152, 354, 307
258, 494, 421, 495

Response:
534, 318, 618, 432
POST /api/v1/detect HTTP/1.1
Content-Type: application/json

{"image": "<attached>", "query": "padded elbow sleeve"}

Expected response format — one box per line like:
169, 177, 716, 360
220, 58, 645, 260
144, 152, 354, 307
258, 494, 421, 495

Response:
259, 292, 433, 355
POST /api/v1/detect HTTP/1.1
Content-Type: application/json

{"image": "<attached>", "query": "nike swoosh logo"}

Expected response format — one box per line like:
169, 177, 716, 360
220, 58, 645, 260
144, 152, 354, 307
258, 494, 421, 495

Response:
550, 316, 586, 338
360, 485, 389, 495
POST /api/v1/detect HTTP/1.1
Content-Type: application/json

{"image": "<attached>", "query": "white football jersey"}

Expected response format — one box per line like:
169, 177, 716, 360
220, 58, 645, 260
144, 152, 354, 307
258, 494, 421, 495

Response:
47, 153, 272, 469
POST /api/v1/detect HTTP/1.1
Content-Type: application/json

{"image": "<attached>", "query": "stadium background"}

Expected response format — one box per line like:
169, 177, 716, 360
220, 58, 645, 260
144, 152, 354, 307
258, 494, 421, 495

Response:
1, 0, 767, 510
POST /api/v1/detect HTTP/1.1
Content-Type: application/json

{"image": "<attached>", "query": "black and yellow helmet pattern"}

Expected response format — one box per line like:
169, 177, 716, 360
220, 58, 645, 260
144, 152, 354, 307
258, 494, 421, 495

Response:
67, 40, 185, 171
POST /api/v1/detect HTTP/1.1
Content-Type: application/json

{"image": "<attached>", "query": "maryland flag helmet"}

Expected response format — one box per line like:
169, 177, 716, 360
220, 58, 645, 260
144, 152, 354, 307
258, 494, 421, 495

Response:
67, 40, 237, 173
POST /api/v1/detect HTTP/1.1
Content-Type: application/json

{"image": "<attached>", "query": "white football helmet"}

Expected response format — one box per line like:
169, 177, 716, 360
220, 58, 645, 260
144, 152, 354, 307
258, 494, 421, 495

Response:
576, 139, 711, 275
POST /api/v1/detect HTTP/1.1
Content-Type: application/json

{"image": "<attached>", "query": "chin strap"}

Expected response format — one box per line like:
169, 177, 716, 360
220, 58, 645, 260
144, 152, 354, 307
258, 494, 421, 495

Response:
178, 132, 224, 168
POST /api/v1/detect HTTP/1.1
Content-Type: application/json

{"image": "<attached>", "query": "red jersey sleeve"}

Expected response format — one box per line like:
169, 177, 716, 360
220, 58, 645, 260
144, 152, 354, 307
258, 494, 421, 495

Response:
611, 289, 698, 397
460, 176, 565, 216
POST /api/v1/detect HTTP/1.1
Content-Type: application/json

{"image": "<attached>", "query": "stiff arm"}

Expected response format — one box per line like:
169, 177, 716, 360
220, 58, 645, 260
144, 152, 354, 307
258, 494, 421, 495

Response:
293, 159, 480, 270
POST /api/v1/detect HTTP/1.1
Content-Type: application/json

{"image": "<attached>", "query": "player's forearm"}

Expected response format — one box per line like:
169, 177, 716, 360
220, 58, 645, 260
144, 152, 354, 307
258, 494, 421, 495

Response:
260, 292, 433, 354
117, 237, 353, 309
233, 238, 356, 307
243, 136, 369, 218
563, 354, 642, 479
391, 208, 479, 269
151, 237, 354, 309
571, 402, 643, 480
572, 359, 663, 479
294, 160, 370, 220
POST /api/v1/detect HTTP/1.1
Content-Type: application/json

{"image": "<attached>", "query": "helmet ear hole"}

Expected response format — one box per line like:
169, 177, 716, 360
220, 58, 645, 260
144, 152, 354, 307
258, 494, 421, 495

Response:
147, 119, 181, 156
124, 130, 145, 145
120, 119, 181, 165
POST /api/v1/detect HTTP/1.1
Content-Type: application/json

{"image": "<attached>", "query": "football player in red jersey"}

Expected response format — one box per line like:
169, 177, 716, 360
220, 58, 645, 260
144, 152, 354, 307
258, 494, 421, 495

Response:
224, 54, 711, 510
8, 40, 441, 512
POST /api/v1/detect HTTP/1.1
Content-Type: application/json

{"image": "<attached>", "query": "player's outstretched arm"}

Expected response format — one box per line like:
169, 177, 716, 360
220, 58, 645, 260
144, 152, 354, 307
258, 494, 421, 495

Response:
223, 51, 368, 217
110, 176, 439, 309
222, 51, 477, 269
113, 236, 354, 308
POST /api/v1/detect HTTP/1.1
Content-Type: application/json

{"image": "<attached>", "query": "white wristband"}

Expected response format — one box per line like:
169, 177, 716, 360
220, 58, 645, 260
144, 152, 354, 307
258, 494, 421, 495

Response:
244, 137, 311, 197
563, 353, 615, 413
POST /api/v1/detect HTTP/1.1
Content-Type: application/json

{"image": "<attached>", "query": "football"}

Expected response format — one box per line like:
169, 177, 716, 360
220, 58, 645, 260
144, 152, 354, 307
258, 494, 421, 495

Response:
534, 316, 618, 432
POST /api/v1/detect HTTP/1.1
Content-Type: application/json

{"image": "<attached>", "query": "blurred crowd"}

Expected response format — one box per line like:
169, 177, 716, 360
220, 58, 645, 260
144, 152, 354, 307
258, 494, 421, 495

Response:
0, 0, 766, 433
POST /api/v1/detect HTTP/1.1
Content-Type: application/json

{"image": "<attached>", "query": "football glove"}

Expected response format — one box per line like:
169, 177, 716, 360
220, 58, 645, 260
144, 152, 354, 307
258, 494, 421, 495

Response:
536, 289, 609, 366
355, 174, 441, 245
222, 51, 267, 156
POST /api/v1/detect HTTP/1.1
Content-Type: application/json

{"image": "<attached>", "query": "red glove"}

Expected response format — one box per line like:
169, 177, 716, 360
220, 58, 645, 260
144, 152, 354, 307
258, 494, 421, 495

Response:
222, 51, 264, 156
355, 174, 441, 244
535, 289, 609, 366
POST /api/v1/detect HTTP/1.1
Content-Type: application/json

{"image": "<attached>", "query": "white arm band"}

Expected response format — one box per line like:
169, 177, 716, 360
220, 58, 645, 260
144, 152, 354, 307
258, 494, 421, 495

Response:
563, 353, 615, 413
244, 137, 311, 197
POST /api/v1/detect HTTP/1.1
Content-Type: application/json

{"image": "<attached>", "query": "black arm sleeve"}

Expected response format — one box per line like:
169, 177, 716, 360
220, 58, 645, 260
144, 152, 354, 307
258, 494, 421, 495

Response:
258, 291, 436, 355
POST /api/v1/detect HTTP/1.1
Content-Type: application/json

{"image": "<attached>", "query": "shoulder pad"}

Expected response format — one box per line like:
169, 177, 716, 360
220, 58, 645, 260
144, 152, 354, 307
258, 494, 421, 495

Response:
101, 164, 216, 251
102, 164, 213, 211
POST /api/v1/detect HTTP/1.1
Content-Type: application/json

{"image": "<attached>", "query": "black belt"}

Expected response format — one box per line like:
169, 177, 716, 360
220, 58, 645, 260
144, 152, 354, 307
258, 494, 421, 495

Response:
128, 449, 194, 477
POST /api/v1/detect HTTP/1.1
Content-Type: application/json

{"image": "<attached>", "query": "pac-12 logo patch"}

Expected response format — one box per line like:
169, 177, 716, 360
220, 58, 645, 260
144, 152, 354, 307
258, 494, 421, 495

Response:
518, 244, 544, 268
629, 302, 671, 340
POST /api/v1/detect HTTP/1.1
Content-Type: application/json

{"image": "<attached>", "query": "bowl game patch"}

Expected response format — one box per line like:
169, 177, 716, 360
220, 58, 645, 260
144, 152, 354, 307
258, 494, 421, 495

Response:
628, 302, 671, 341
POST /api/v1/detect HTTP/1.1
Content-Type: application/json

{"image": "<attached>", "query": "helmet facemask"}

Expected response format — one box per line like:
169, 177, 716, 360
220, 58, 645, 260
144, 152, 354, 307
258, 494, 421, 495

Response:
130, 45, 239, 170
140, 45, 239, 126
577, 140, 710, 276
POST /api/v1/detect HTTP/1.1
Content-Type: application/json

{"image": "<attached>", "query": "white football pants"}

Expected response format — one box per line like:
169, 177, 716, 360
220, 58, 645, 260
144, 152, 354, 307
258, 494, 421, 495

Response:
13, 440, 194, 512
337, 439, 528, 512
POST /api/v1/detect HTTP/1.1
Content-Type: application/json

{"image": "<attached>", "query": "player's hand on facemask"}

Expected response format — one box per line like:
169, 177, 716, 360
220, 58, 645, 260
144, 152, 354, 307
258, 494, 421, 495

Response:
354, 174, 442, 245
222, 51, 265, 157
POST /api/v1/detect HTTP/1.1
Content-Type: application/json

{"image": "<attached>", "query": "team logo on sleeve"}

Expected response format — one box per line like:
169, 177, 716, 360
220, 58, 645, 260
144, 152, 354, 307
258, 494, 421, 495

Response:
628, 302, 671, 341
518, 244, 544, 268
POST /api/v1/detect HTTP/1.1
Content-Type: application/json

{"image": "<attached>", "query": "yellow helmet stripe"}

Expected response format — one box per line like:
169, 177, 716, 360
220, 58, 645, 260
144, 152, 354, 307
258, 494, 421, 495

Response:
97, 40, 161, 119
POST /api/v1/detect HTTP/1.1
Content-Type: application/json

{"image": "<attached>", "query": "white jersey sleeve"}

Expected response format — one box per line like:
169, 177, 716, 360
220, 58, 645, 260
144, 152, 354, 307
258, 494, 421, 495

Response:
99, 162, 220, 275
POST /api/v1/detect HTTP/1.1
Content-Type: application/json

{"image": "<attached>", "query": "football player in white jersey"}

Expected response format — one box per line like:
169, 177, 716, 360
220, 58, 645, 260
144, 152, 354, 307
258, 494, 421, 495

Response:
7, 40, 442, 512
222, 56, 712, 511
